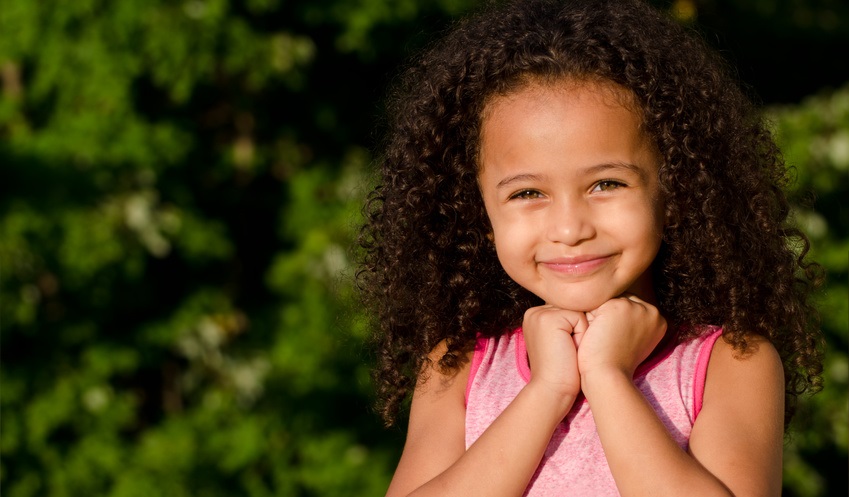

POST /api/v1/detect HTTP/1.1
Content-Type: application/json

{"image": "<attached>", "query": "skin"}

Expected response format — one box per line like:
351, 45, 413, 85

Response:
479, 80, 664, 314
385, 80, 785, 497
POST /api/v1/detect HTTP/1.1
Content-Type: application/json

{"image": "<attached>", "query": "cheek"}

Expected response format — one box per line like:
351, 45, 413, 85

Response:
639, 211, 665, 260
607, 200, 664, 256
492, 229, 517, 260
491, 226, 531, 272
481, 203, 515, 268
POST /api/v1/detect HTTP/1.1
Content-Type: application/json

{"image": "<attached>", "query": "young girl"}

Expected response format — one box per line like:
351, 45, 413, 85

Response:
359, 0, 823, 495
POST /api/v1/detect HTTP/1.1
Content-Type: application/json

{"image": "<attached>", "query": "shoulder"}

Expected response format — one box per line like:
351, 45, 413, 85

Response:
688, 333, 784, 495
385, 340, 473, 496
415, 339, 475, 401
409, 339, 475, 443
698, 332, 784, 426
705, 333, 784, 396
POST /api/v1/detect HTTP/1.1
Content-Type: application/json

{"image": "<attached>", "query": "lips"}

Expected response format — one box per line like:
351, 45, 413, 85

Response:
538, 255, 612, 275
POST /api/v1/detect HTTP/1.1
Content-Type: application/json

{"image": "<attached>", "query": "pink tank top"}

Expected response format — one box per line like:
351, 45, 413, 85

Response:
465, 327, 722, 496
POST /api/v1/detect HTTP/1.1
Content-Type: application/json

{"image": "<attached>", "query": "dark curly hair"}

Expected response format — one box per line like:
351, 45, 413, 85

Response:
358, 0, 823, 428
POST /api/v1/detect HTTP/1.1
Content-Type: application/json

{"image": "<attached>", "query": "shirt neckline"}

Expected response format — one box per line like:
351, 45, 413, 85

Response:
514, 326, 679, 388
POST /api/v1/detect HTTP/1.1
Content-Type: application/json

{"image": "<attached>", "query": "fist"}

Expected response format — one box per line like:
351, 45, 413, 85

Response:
577, 295, 667, 380
522, 305, 587, 400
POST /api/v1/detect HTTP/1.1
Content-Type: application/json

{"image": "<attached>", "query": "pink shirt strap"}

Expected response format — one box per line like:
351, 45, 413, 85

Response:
465, 335, 489, 407
693, 329, 724, 418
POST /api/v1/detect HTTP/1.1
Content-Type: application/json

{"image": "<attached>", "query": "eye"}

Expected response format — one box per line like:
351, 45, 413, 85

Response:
592, 180, 626, 192
509, 189, 544, 200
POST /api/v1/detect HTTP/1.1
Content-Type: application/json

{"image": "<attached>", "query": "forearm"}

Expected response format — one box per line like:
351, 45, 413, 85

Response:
401, 383, 576, 497
582, 370, 731, 497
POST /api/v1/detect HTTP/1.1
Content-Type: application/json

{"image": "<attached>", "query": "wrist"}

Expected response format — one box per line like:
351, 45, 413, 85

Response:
523, 380, 579, 418
579, 366, 634, 399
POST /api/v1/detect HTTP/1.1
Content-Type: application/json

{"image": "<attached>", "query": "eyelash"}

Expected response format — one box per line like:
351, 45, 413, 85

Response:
509, 189, 544, 200
593, 180, 627, 192
509, 180, 627, 200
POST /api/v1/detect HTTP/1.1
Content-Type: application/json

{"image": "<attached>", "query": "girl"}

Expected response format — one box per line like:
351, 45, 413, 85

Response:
359, 0, 823, 495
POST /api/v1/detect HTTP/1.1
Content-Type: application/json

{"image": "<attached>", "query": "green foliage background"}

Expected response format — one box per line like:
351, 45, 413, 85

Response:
1, 0, 846, 495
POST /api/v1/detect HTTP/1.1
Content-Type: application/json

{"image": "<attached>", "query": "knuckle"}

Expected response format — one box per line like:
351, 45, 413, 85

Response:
523, 306, 542, 321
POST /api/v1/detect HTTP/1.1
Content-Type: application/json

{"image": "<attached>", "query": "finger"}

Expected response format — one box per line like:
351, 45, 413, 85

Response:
618, 293, 651, 310
572, 312, 589, 335
570, 313, 589, 347
559, 310, 588, 335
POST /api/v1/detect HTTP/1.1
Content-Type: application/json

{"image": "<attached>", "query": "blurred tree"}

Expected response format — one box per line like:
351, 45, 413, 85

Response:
0, 0, 845, 496
0, 0, 483, 494
666, 0, 849, 103
769, 85, 849, 497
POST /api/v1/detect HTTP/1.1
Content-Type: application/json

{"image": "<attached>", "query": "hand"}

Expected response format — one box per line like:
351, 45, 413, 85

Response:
576, 294, 667, 384
522, 305, 586, 408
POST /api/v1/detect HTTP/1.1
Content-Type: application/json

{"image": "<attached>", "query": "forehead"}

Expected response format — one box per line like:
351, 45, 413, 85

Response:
477, 79, 650, 173
481, 78, 643, 130
478, 80, 654, 174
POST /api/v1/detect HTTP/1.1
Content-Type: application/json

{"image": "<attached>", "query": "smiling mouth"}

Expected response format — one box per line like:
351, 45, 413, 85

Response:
538, 255, 611, 276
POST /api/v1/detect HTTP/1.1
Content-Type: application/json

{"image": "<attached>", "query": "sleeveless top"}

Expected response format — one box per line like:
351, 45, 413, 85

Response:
465, 327, 723, 496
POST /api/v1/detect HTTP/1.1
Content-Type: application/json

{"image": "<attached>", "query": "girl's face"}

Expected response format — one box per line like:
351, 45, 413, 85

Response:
478, 81, 664, 312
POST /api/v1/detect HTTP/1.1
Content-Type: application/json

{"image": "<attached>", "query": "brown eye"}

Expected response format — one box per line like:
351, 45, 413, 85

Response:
593, 180, 626, 192
510, 189, 543, 200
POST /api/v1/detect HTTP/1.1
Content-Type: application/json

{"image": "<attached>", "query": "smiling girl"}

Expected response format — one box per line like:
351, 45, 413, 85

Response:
359, 1, 823, 495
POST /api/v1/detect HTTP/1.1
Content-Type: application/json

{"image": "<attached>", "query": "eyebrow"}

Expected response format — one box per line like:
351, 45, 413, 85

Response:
584, 162, 649, 181
495, 173, 546, 190
494, 162, 648, 190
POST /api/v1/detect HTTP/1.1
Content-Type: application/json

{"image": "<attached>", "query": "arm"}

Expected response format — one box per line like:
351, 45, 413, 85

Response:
386, 308, 586, 497
687, 335, 784, 495
579, 298, 784, 497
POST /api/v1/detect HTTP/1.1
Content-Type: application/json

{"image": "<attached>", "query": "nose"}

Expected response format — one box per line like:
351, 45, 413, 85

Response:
545, 196, 595, 245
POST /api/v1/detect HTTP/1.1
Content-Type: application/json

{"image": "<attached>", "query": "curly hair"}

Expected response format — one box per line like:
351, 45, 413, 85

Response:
358, 0, 823, 427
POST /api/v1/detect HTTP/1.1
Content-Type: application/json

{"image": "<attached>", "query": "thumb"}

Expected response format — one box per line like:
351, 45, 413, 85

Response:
571, 312, 590, 348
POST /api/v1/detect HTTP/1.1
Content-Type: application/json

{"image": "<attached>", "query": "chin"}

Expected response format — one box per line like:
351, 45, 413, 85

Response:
543, 294, 611, 313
